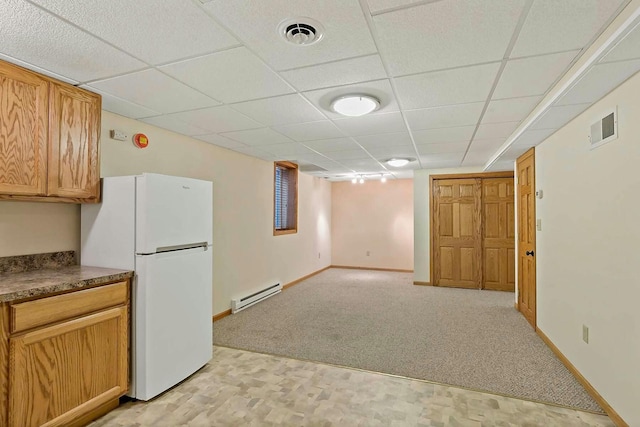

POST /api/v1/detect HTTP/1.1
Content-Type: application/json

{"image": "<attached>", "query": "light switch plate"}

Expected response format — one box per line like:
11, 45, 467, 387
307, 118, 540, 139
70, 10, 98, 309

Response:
583, 325, 589, 343
536, 219, 542, 231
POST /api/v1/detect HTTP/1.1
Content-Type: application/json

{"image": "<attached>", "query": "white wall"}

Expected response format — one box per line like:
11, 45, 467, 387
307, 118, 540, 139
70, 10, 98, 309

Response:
332, 179, 413, 270
535, 71, 640, 425
413, 167, 483, 283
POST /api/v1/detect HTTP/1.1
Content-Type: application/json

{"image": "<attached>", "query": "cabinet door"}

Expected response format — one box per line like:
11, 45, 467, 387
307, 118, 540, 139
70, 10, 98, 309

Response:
9, 306, 128, 427
0, 61, 48, 196
48, 83, 101, 199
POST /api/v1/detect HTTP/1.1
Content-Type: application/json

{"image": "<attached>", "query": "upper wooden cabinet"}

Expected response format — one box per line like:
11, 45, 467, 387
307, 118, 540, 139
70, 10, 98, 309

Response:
0, 60, 101, 203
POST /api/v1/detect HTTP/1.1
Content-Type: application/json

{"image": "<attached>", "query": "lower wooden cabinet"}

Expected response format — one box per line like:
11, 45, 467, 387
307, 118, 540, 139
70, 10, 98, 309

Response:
0, 281, 129, 427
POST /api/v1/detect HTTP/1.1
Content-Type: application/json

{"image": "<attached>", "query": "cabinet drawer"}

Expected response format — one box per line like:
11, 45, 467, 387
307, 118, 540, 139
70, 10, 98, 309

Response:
10, 281, 127, 333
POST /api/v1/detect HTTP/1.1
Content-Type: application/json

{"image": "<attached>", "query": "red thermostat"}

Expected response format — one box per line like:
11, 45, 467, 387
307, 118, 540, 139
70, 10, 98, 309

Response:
133, 133, 149, 149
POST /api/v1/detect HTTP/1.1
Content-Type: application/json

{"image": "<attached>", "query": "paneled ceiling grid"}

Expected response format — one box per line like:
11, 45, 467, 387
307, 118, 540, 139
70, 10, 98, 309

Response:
1, 0, 635, 180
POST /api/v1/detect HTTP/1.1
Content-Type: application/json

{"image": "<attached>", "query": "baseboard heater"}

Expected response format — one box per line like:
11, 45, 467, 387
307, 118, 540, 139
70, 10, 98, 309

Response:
231, 283, 282, 314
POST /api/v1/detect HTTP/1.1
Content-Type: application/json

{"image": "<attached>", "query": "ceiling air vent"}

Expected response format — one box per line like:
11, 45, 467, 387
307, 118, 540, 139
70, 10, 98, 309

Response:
278, 18, 324, 46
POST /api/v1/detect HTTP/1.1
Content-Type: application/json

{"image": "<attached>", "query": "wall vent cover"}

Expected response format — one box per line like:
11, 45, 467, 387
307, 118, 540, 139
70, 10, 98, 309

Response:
278, 18, 324, 46
589, 107, 617, 150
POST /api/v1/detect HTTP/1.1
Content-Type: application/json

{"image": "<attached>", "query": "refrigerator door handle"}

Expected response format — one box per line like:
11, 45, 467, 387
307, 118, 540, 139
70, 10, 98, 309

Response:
152, 242, 209, 254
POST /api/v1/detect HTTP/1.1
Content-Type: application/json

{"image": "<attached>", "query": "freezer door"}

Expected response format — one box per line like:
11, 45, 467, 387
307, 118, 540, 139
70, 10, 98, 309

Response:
136, 174, 213, 254
133, 246, 212, 401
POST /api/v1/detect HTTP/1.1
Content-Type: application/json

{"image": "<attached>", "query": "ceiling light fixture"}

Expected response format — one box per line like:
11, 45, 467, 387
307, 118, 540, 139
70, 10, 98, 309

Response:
386, 158, 413, 167
381, 175, 387, 183
359, 177, 365, 184
331, 94, 380, 117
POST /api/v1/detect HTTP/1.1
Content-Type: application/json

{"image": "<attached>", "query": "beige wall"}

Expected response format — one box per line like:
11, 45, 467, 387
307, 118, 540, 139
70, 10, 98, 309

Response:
331, 179, 413, 270
0, 111, 332, 316
535, 71, 640, 425
0, 202, 79, 258
413, 167, 483, 283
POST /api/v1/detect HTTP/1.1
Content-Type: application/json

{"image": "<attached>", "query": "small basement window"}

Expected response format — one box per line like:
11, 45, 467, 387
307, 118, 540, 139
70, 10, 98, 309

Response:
274, 161, 298, 235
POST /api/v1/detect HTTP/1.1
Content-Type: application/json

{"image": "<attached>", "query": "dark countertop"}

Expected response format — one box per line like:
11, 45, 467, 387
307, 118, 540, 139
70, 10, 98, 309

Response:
0, 265, 134, 303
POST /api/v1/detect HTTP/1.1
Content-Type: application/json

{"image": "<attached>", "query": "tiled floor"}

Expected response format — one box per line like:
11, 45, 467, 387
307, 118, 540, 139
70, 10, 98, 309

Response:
91, 346, 613, 426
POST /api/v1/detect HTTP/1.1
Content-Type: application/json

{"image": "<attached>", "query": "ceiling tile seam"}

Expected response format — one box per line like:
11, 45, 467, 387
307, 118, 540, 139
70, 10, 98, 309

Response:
508, 48, 583, 62
22, 0, 232, 107
218, 128, 295, 144
389, 59, 503, 80
191, 0, 396, 176
276, 53, 380, 73
484, 5, 640, 170
81, 67, 153, 87
461, 0, 534, 165
370, 0, 445, 17
598, 56, 640, 66
151, 43, 245, 68
357, 0, 429, 169
87, 90, 163, 119
22, 0, 153, 79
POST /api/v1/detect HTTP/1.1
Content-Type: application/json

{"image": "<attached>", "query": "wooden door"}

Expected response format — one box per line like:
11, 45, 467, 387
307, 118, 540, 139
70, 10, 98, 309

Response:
9, 306, 128, 427
433, 178, 482, 289
48, 82, 101, 199
482, 178, 516, 291
0, 61, 49, 196
517, 148, 536, 328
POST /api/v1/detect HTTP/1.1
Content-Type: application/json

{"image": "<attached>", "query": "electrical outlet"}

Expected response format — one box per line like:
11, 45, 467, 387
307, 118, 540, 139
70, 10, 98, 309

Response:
366, 251, 370, 256
583, 325, 589, 344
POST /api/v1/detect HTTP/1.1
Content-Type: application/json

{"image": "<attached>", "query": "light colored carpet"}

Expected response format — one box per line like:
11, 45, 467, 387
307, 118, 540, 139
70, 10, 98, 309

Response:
213, 268, 602, 413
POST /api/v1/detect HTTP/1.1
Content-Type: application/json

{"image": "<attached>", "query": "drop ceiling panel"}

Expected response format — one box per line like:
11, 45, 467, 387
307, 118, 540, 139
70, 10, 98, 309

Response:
475, 122, 520, 140
482, 96, 542, 124
166, 106, 262, 133
0, 0, 145, 82
28, 0, 239, 65
530, 104, 591, 130
391, 170, 415, 179
333, 112, 407, 136
469, 138, 507, 152
303, 79, 399, 119
221, 127, 293, 146
204, 0, 377, 70
194, 134, 250, 150
511, 0, 625, 58
339, 158, 384, 170
303, 138, 360, 152
89, 70, 219, 113
79, 86, 159, 119
420, 152, 465, 164
373, 0, 525, 76
405, 103, 484, 131
320, 148, 372, 161
462, 149, 495, 166
273, 121, 345, 141
258, 143, 317, 157
493, 51, 579, 99
231, 146, 278, 161
413, 126, 475, 144
367, 145, 418, 159
395, 63, 500, 110
160, 47, 294, 103
280, 55, 388, 92
355, 132, 413, 148
231, 94, 325, 126
416, 142, 469, 155
140, 115, 210, 136
555, 59, 640, 106
601, 21, 640, 63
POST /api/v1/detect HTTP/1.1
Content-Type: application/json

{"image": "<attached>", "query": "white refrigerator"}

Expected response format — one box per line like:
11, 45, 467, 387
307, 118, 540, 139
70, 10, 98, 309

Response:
81, 173, 213, 401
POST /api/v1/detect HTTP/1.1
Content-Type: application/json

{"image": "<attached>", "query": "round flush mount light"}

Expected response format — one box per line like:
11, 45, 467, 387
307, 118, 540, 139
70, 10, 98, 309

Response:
278, 17, 324, 46
331, 94, 380, 117
386, 158, 414, 167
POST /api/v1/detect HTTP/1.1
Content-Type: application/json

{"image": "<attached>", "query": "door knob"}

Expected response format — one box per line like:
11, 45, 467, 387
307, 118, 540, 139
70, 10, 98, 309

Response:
526, 250, 535, 256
